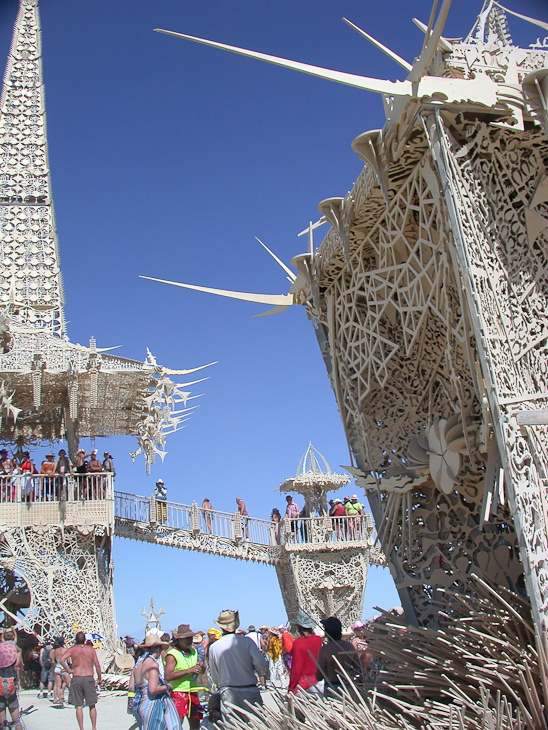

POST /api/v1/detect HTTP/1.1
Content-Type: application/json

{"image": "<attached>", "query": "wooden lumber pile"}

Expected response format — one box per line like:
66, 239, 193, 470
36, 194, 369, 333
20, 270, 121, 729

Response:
223, 576, 548, 729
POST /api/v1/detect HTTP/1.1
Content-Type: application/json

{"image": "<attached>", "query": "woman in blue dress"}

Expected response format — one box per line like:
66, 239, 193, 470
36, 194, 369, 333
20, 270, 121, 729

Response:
130, 635, 181, 730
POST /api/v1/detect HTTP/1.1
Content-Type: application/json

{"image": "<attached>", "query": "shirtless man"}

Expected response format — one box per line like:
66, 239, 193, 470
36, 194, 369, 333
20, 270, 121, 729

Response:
315, 617, 361, 696
62, 632, 101, 730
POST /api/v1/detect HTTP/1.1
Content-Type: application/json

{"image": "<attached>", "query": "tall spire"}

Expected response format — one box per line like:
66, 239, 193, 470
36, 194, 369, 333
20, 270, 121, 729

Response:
0, 0, 65, 336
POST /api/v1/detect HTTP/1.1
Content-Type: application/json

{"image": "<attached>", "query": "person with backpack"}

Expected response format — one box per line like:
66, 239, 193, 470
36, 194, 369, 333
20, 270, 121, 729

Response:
0, 632, 22, 730
38, 641, 54, 699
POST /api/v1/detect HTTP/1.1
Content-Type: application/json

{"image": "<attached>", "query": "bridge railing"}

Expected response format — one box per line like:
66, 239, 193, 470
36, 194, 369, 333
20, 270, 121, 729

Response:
0, 473, 114, 527
115, 492, 375, 548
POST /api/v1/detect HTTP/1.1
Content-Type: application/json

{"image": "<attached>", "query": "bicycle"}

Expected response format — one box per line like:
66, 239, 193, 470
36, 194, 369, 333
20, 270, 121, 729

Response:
1, 704, 37, 730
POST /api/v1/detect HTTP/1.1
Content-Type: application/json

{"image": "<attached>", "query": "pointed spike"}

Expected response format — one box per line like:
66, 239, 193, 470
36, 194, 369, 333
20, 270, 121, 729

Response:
412, 17, 454, 51
140, 275, 294, 306
255, 237, 296, 281
154, 28, 414, 96
252, 305, 290, 318
342, 18, 412, 71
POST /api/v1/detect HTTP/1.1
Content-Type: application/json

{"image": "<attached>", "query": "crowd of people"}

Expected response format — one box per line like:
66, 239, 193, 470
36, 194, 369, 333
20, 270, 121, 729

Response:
0, 447, 116, 503
123, 609, 373, 730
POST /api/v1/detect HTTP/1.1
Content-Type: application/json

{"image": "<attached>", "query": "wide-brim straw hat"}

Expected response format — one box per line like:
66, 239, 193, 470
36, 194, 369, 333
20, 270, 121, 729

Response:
139, 634, 169, 650
0, 643, 17, 669
115, 653, 135, 671
214, 610, 240, 632
172, 623, 195, 640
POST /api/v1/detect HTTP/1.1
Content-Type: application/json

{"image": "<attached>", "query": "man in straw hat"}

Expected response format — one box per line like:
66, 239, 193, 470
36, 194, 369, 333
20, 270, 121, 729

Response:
208, 610, 267, 721
164, 624, 203, 728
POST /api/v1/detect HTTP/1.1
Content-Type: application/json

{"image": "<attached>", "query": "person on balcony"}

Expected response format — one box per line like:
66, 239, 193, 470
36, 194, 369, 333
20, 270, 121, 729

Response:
270, 508, 281, 544
285, 495, 300, 541
40, 452, 56, 501
87, 450, 103, 499
20, 452, 36, 503
345, 495, 364, 538
102, 452, 115, 479
0, 449, 12, 503
154, 479, 168, 523
75, 449, 91, 500
55, 449, 72, 500
331, 498, 346, 539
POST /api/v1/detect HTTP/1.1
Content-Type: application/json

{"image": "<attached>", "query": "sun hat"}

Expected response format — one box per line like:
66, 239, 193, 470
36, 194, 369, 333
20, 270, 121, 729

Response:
352, 620, 365, 630
172, 624, 195, 639
351, 494, 358, 499
139, 634, 169, 649
207, 628, 222, 639
0, 643, 17, 669
214, 610, 240, 633
156, 478, 164, 485
295, 612, 316, 629
193, 634, 203, 644
46, 452, 54, 458
92, 449, 98, 455
334, 498, 342, 503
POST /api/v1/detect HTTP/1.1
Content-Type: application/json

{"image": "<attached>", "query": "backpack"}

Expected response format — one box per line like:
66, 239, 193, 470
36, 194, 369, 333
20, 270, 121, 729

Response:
42, 646, 52, 670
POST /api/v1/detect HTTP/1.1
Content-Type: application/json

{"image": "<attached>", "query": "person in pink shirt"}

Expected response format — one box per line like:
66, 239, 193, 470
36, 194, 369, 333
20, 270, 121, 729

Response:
288, 614, 322, 694
285, 495, 300, 541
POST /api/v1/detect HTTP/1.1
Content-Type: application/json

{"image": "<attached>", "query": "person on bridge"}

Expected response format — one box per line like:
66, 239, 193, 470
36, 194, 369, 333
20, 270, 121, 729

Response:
62, 631, 102, 730
201, 498, 213, 533
154, 479, 168, 523
208, 610, 267, 722
164, 624, 204, 729
236, 497, 249, 540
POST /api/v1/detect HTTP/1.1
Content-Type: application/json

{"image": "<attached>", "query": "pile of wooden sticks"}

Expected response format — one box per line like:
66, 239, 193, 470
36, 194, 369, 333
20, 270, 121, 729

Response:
223, 575, 548, 729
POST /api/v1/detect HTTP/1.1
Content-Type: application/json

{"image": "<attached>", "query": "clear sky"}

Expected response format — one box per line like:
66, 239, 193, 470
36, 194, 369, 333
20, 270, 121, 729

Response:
0, 0, 545, 639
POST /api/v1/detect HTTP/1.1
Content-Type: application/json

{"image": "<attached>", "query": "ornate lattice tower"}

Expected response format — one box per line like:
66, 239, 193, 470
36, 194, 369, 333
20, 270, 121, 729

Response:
274, 444, 382, 630
0, 0, 209, 644
147, 1, 548, 636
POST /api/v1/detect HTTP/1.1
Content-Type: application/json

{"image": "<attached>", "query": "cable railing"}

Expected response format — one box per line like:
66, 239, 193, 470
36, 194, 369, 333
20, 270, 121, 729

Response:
114, 492, 374, 548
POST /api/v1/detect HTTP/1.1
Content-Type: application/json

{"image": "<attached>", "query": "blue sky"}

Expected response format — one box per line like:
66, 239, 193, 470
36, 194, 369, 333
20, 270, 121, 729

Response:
0, 0, 545, 638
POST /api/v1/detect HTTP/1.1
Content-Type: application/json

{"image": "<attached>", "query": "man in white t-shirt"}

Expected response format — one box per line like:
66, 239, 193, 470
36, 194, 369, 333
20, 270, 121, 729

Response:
246, 625, 262, 650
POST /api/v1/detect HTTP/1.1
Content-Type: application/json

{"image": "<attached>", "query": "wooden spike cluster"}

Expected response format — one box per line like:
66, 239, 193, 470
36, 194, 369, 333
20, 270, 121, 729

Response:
222, 576, 548, 729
